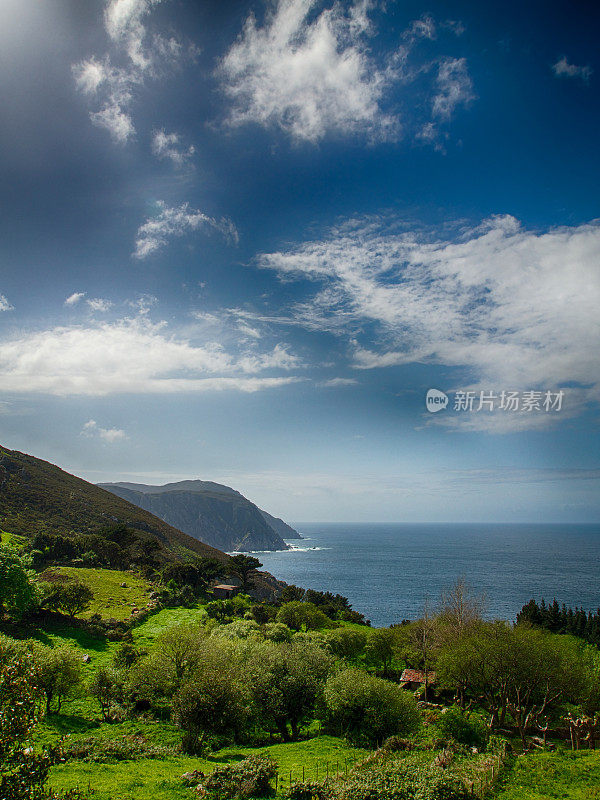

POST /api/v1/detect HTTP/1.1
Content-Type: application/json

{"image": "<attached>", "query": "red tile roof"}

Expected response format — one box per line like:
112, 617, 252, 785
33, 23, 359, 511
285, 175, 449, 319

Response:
400, 669, 437, 684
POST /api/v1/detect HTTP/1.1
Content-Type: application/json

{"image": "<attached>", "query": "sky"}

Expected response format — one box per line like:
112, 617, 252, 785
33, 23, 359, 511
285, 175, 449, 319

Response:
1, 0, 599, 523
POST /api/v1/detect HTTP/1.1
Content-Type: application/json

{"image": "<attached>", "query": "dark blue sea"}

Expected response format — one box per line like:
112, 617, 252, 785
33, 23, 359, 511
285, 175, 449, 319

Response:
255, 523, 600, 627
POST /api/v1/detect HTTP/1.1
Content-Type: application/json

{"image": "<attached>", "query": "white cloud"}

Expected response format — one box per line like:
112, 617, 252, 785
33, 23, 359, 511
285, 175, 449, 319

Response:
81, 419, 128, 443
65, 292, 86, 306
319, 377, 358, 387
220, 0, 393, 143
432, 57, 474, 118
219, 2, 473, 144
151, 129, 195, 167
0, 295, 14, 312
255, 215, 600, 430
552, 56, 592, 82
133, 201, 238, 258
86, 297, 113, 312
0, 316, 299, 396
73, 0, 187, 144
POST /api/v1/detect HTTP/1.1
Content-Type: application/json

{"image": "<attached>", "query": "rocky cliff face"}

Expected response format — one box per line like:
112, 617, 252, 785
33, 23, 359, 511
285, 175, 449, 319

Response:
259, 509, 302, 539
98, 481, 292, 552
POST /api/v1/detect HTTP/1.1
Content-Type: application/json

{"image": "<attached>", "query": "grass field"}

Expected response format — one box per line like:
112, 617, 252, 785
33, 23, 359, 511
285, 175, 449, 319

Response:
497, 749, 600, 799
47, 736, 369, 800
41, 567, 154, 621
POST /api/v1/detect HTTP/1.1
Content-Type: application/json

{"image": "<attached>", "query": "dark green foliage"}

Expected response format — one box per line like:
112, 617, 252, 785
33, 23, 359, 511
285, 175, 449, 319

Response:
436, 707, 489, 749
517, 597, 600, 646
326, 629, 367, 662
323, 668, 420, 746
46, 581, 94, 618
229, 554, 262, 590
161, 558, 224, 593
285, 782, 332, 800
204, 755, 277, 799
278, 586, 366, 625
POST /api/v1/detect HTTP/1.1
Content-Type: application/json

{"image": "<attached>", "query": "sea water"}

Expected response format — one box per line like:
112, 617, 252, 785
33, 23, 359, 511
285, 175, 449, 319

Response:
255, 523, 600, 627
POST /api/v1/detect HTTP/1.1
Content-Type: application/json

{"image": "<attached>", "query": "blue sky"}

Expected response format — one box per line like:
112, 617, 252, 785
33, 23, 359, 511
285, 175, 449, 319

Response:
1, 0, 599, 523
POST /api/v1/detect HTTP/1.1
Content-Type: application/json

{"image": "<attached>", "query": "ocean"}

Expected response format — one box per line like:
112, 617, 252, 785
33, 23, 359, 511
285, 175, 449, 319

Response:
255, 523, 600, 627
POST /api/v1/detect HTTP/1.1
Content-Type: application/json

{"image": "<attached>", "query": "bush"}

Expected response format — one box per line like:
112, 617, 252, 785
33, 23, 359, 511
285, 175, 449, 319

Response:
285, 782, 331, 800
436, 707, 488, 749
277, 602, 334, 631
31, 643, 84, 713
173, 664, 249, 753
205, 755, 276, 799
330, 759, 470, 800
324, 668, 420, 746
89, 667, 125, 721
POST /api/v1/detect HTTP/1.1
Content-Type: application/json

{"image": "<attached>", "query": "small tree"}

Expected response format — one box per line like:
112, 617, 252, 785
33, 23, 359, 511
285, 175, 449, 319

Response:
31, 644, 83, 714
365, 628, 396, 677
173, 666, 249, 753
51, 581, 94, 618
89, 667, 124, 721
229, 555, 262, 591
0, 546, 35, 618
324, 668, 420, 746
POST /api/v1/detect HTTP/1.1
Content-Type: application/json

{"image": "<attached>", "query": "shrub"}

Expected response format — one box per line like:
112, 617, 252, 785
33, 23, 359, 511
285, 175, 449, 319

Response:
324, 668, 420, 746
0, 546, 36, 618
277, 602, 334, 631
264, 622, 293, 643
285, 782, 331, 800
436, 707, 488, 749
173, 664, 249, 753
205, 755, 276, 799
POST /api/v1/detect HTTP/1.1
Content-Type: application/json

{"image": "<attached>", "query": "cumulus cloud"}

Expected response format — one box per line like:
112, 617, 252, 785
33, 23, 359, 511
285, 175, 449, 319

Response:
82, 419, 128, 442
552, 56, 592, 82
73, 0, 187, 143
151, 129, 195, 167
133, 201, 238, 258
65, 292, 86, 306
0, 316, 299, 396
255, 215, 600, 430
219, 1, 472, 143
0, 295, 14, 312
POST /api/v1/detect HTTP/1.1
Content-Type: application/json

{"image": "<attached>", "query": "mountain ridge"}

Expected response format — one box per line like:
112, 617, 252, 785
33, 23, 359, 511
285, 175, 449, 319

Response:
98, 480, 300, 552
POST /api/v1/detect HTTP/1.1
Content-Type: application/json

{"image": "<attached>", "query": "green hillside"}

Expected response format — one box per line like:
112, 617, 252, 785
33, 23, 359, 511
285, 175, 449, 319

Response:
0, 446, 228, 564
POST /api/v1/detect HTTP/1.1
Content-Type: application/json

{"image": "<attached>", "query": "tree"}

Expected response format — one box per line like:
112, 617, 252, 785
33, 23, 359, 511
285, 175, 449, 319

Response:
89, 667, 124, 721
49, 581, 94, 618
365, 628, 396, 677
229, 554, 262, 591
0, 546, 35, 618
439, 577, 485, 638
247, 641, 333, 740
326, 628, 367, 662
324, 668, 420, 746
276, 601, 334, 631
31, 644, 83, 714
173, 643, 249, 753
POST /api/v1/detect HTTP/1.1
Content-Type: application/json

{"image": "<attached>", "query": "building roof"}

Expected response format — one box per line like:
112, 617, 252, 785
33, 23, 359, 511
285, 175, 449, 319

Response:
213, 584, 239, 591
400, 669, 437, 684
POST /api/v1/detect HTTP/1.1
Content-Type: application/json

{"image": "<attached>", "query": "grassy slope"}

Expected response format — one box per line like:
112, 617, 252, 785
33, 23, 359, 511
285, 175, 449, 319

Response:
497, 750, 600, 799
0, 445, 228, 563
47, 738, 370, 800
42, 567, 154, 621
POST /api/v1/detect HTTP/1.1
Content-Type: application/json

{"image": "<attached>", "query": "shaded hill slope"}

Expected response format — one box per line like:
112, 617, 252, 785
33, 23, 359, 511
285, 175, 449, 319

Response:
98, 480, 293, 552
0, 446, 228, 563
